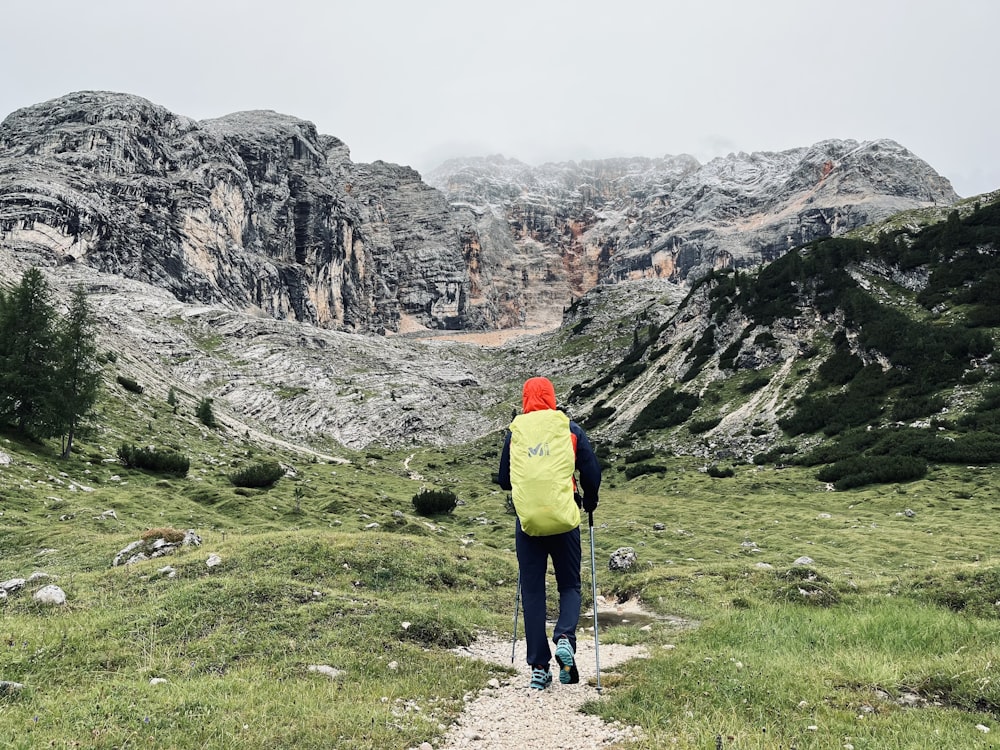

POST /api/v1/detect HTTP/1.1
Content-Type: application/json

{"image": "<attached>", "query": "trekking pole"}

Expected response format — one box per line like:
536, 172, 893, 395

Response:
511, 571, 521, 664
589, 511, 602, 694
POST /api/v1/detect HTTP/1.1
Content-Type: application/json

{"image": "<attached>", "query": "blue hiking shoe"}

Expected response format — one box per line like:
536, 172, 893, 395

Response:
529, 665, 552, 690
554, 637, 579, 684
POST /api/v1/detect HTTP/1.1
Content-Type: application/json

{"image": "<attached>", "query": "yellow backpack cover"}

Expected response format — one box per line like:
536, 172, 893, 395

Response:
509, 409, 580, 536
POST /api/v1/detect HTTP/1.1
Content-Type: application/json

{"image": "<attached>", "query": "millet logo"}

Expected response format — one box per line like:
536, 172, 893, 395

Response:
527, 442, 550, 457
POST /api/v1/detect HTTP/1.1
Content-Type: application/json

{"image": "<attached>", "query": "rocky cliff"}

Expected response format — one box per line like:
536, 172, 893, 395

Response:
427, 143, 959, 324
1, 92, 962, 337
0, 91, 485, 333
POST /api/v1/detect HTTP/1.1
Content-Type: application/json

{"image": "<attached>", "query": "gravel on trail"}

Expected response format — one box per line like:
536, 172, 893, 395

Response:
421, 630, 649, 750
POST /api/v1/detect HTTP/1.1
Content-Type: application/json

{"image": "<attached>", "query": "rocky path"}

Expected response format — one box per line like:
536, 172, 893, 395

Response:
426, 630, 649, 750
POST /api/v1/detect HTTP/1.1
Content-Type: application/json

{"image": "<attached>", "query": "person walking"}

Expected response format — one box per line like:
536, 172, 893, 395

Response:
498, 376, 602, 690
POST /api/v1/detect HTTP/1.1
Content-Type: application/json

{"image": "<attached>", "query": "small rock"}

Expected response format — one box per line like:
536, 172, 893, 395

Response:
487, 678, 500, 689
977, 724, 990, 733
0, 681, 25, 695
149, 677, 168, 685
419, 743, 434, 750
401, 621, 411, 630
33, 585, 66, 605
1, 578, 26, 594
206, 554, 222, 568
388, 661, 399, 671
652, 523, 666, 531
308, 665, 344, 679
609, 547, 638, 572
364, 522, 380, 530
793, 556, 814, 566
158, 566, 177, 578
904, 508, 916, 518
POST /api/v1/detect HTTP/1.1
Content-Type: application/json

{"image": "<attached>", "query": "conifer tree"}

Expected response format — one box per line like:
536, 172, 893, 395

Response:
0, 268, 58, 434
53, 285, 102, 458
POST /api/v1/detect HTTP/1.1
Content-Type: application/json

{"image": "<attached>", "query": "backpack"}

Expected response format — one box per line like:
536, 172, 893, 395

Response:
509, 409, 580, 536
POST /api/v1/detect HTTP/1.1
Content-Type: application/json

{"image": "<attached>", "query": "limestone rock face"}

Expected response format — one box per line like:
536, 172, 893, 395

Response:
0, 92, 962, 337
0, 91, 482, 333
426, 142, 959, 298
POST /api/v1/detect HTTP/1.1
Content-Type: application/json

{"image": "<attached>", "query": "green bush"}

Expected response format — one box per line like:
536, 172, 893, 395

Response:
117, 443, 189, 477
630, 387, 699, 434
581, 404, 616, 429
707, 464, 735, 478
624, 463, 666, 479
116, 375, 143, 394
412, 488, 458, 516
624, 448, 656, 464
753, 444, 798, 465
816, 455, 927, 490
229, 460, 285, 488
688, 416, 722, 435
739, 375, 771, 394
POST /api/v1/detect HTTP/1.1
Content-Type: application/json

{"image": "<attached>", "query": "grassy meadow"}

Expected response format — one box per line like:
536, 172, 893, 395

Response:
3, 388, 1000, 749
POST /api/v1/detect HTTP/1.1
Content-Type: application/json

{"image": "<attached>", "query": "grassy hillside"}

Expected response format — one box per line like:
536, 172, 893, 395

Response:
4, 378, 1000, 747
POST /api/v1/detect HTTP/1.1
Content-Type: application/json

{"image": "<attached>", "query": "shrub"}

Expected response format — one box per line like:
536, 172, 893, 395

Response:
117, 443, 189, 477
688, 416, 722, 435
739, 375, 771, 394
624, 463, 666, 479
412, 488, 458, 516
116, 375, 143, 394
816, 455, 927, 490
229, 460, 285, 488
625, 448, 656, 464
707, 465, 735, 478
753, 444, 798, 465
582, 404, 616, 429
630, 387, 699, 434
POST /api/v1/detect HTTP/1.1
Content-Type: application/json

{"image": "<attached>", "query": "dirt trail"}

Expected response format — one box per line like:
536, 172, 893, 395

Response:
428, 603, 655, 750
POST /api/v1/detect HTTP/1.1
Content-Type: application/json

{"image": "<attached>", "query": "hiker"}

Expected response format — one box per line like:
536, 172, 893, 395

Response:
498, 376, 601, 690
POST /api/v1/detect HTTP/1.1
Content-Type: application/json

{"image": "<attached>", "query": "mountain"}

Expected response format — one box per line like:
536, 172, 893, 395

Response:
426, 143, 958, 325
0, 92, 482, 333
2, 92, 958, 337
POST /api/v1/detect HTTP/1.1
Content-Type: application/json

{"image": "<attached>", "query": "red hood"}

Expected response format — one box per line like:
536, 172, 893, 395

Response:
522, 377, 557, 413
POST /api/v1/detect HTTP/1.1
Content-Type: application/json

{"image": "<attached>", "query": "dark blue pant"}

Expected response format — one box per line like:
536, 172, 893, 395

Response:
515, 519, 581, 667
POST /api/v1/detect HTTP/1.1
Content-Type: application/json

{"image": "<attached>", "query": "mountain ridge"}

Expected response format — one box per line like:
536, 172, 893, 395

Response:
2, 91, 960, 336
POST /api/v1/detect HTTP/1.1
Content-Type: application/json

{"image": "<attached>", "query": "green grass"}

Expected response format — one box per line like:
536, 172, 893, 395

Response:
5, 389, 1000, 747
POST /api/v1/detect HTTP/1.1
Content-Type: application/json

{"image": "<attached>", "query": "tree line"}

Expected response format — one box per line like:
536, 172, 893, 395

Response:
0, 268, 101, 458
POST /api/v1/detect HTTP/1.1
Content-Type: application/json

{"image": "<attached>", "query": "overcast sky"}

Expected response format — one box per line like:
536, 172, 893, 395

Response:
2, 0, 997, 197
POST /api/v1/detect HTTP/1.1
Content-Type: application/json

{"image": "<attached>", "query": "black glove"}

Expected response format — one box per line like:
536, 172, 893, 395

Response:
573, 491, 583, 508
582, 495, 598, 513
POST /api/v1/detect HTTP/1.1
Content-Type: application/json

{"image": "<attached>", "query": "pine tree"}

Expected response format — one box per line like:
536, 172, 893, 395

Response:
52, 285, 102, 458
196, 397, 217, 428
0, 268, 58, 434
